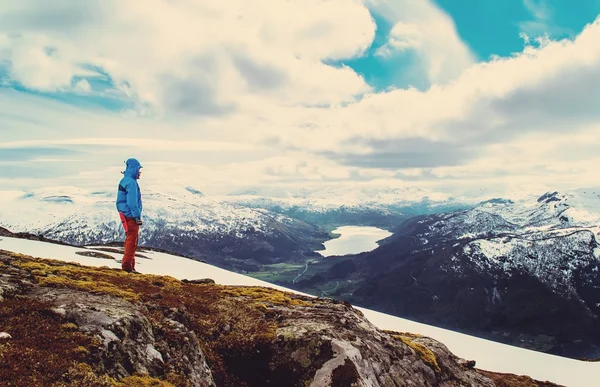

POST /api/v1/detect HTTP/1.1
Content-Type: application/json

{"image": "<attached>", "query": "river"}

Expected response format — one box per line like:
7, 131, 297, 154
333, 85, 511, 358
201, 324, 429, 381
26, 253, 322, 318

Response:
315, 226, 393, 257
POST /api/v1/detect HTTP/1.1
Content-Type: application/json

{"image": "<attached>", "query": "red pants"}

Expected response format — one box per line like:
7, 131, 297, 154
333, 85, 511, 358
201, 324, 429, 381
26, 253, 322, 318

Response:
122, 217, 139, 271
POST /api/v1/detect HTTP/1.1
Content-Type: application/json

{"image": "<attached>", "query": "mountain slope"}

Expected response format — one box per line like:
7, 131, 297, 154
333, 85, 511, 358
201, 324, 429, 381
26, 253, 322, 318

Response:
289, 189, 600, 359
0, 239, 564, 386
0, 187, 328, 271
0, 233, 598, 386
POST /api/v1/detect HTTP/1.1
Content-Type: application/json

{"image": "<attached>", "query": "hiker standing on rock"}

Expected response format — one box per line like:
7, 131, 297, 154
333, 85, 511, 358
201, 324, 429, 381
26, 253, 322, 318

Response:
116, 158, 143, 273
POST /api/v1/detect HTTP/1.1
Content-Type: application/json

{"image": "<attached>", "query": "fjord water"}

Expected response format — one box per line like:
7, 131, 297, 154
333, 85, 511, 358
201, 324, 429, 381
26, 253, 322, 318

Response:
316, 226, 392, 257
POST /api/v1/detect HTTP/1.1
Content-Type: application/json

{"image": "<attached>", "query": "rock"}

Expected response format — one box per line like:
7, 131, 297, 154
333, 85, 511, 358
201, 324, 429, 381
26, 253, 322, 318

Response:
458, 359, 477, 369
51, 307, 67, 317
0, 250, 562, 387
0, 273, 29, 301
182, 278, 216, 285
0, 332, 12, 340
32, 287, 215, 386
271, 303, 496, 387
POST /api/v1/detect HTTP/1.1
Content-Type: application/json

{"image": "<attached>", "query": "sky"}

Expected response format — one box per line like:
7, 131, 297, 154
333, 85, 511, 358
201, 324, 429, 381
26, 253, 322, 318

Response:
1, 0, 600, 197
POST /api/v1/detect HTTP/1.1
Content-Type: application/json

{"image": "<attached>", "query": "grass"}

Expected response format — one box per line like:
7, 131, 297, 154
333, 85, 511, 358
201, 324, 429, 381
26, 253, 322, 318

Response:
0, 297, 107, 386
245, 262, 307, 282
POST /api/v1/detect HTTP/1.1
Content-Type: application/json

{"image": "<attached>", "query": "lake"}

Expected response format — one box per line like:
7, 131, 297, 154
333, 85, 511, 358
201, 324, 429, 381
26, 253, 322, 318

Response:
316, 226, 393, 257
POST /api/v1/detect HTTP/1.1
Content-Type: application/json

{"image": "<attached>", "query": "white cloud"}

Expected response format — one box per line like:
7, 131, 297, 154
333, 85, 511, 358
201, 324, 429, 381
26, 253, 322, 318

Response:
0, 0, 376, 114
73, 79, 91, 94
375, 22, 423, 57
523, 0, 551, 20
518, 0, 572, 38
1, 2, 600, 198
366, 0, 475, 84
0, 138, 264, 152
8, 37, 75, 90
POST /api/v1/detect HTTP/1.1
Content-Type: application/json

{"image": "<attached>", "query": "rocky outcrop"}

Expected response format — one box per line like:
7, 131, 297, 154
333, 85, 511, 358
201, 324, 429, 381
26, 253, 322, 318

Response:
0, 250, 560, 386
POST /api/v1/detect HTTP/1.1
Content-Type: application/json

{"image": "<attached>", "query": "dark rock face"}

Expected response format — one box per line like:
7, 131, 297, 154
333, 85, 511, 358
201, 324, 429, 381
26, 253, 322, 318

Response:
0, 250, 559, 386
269, 300, 496, 387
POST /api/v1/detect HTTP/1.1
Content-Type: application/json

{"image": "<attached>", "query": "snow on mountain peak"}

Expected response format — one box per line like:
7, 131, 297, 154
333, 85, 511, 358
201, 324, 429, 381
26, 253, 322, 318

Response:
0, 186, 312, 247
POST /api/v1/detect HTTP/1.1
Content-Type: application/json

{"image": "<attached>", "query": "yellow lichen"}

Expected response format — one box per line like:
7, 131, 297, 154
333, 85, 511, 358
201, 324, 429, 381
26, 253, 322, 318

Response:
91, 336, 103, 347
73, 346, 90, 356
61, 323, 78, 331
394, 335, 440, 373
115, 374, 177, 386
55, 363, 115, 387
220, 286, 311, 307
383, 330, 423, 339
38, 276, 140, 302
14, 260, 52, 272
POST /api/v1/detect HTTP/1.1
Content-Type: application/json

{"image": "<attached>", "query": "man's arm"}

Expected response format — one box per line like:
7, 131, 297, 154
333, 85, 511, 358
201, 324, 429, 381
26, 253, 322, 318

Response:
126, 180, 142, 220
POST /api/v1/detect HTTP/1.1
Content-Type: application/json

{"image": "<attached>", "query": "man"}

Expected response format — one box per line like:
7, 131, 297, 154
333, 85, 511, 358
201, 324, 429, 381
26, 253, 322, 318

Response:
116, 158, 143, 273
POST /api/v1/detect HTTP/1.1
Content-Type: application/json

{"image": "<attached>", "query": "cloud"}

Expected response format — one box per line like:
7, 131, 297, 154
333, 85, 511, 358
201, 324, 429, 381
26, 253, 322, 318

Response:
7, 38, 76, 90
1, 3, 600, 198
523, 0, 552, 20
268, 16, 600, 192
321, 137, 479, 169
73, 79, 91, 94
518, 0, 572, 39
366, 0, 475, 85
0, 0, 376, 116
0, 147, 77, 161
375, 22, 424, 57
0, 138, 265, 152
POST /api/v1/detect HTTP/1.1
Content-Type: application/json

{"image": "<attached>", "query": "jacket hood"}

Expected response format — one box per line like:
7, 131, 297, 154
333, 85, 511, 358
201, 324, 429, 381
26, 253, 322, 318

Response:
123, 158, 142, 179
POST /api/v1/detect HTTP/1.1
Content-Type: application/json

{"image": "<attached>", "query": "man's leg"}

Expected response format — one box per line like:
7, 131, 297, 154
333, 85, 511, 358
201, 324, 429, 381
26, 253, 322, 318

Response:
131, 222, 139, 271
122, 219, 139, 272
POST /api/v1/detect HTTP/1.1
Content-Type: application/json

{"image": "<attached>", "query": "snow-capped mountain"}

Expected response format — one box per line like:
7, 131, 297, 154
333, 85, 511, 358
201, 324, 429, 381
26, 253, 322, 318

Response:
442, 190, 600, 296
0, 186, 328, 271
288, 189, 600, 359
220, 186, 473, 228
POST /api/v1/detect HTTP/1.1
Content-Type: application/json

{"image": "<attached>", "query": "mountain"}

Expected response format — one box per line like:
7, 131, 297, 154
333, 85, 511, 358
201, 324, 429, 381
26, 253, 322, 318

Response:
0, 234, 583, 386
220, 186, 472, 229
0, 187, 328, 271
287, 189, 600, 359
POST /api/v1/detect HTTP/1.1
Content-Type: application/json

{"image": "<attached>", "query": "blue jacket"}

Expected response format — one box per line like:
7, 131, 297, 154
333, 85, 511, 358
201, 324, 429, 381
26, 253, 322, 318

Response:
116, 158, 143, 219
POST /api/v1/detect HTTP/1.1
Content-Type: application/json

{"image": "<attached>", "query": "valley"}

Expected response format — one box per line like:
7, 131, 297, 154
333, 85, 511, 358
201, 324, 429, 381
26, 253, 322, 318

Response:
2, 185, 600, 360
283, 190, 600, 359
